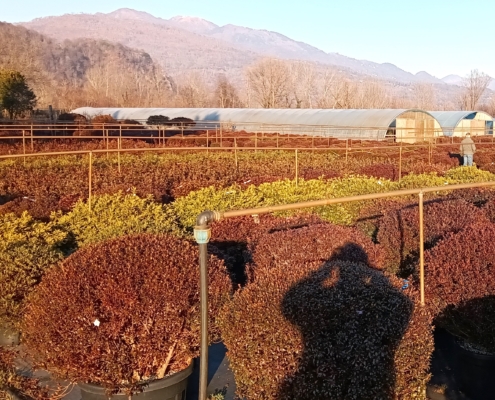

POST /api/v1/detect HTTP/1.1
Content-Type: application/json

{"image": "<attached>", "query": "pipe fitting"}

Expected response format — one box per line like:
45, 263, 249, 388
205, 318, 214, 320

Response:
194, 211, 222, 244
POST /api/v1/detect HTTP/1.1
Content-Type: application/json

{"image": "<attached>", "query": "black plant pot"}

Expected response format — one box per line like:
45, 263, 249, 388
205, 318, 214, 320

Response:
0, 324, 20, 346
453, 338, 495, 400
78, 362, 193, 400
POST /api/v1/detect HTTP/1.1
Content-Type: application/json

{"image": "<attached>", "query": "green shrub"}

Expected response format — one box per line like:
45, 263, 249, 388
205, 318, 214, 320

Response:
22, 234, 230, 395
396, 172, 450, 190
0, 212, 67, 326
55, 192, 179, 248
444, 166, 495, 183
172, 176, 395, 231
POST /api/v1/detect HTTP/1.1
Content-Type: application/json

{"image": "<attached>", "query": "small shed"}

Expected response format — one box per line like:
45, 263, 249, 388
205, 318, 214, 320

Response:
429, 111, 493, 137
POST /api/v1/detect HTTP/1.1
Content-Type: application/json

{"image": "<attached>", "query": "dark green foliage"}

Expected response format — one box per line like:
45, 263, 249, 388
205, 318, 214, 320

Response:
146, 115, 170, 125
22, 234, 230, 395
170, 117, 195, 127
0, 70, 36, 120
425, 222, 495, 352
377, 199, 488, 275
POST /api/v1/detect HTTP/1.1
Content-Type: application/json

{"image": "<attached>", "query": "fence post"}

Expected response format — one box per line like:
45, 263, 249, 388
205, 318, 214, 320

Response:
106, 129, 109, 159
345, 139, 349, 163
398, 143, 402, 182
428, 141, 432, 165
118, 137, 121, 174
30, 123, 34, 151
206, 130, 209, 154
276, 131, 279, 148
295, 149, 299, 187
220, 124, 223, 147
88, 151, 93, 212
234, 138, 238, 170
22, 130, 26, 165
419, 190, 425, 306
255, 132, 257, 153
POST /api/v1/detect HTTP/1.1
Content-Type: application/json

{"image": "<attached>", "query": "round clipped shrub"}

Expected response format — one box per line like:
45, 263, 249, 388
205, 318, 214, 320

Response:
377, 199, 488, 275
219, 258, 433, 400
210, 214, 324, 285
250, 222, 385, 273
22, 234, 230, 395
54, 192, 178, 248
91, 115, 116, 124
425, 221, 495, 352
0, 212, 67, 327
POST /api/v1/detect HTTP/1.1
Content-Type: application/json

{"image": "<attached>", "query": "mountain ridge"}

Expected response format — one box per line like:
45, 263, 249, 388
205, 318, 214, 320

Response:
20, 8, 452, 86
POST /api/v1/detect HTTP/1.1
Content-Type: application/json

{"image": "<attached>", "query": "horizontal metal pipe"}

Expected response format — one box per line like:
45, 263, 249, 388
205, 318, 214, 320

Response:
219, 181, 495, 220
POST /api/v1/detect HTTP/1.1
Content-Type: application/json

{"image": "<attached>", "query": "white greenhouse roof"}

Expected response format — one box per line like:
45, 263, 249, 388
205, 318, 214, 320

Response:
429, 111, 493, 129
71, 107, 436, 140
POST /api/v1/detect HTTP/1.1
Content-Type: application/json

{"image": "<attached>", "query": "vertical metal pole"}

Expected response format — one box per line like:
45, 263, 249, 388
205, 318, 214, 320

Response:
345, 139, 349, 163
276, 131, 279, 148
295, 149, 298, 187
206, 130, 209, 154
181, 123, 184, 138
119, 124, 122, 147
419, 191, 425, 306
255, 132, 257, 153
88, 152, 93, 212
106, 129, 109, 159
220, 125, 223, 147
30, 123, 34, 151
118, 137, 121, 174
398, 144, 402, 182
198, 242, 209, 400
234, 138, 238, 170
428, 141, 431, 165
22, 130, 26, 160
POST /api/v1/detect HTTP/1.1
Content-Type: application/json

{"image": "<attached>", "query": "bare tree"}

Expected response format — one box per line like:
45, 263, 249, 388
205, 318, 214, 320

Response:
176, 72, 210, 107
246, 58, 288, 108
214, 75, 242, 108
459, 69, 492, 110
412, 83, 436, 110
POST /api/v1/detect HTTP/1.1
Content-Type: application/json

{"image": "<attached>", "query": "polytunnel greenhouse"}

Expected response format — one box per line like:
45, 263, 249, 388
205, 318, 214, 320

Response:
428, 111, 493, 137
72, 107, 444, 142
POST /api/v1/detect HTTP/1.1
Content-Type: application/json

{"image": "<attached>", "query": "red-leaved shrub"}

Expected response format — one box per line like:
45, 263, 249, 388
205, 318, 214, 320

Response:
424, 221, 495, 352
250, 222, 385, 272
22, 234, 230, 395
219, 257, 433, 399
210, 214, 324, 286
377, 199, 488, 275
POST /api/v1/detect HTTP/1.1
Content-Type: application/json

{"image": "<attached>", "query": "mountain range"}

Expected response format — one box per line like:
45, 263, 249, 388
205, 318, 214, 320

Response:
19, 8, 494, 91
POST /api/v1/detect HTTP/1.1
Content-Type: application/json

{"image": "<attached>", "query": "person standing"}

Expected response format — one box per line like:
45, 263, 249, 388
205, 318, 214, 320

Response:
460, 132, 476, 166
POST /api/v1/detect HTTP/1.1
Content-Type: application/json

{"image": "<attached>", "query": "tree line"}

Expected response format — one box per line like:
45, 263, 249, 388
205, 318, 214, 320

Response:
1, 21, 494, 119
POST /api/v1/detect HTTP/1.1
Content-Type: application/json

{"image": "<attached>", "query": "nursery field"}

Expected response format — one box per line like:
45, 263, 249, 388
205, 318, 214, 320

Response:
2, 137, 495, 399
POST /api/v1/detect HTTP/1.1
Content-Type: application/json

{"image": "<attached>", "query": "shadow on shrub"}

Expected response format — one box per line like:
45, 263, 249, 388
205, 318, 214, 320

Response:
219, 239, 433, 400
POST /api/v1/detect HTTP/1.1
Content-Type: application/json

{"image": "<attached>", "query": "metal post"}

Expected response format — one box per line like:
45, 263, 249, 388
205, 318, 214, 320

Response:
118, 137, 121, 174
106, 129, 109, 158
193, 213, 215, 400
88, 152, 93, 212
295, 149, 298, 187
220, 125, 223, 147
419, 191, 425, 306
198, 242, 208, 400
276, 131, 279, 148
255, 132, 257, 153
181, 123, 184, 138
30, 123, 34, 151
428, 141, 431, 165
22, 130, 26, 165
234, 138, 238, 170
206, 130, 209, 154
398, 144, 402, 182
345, 139, 349, 163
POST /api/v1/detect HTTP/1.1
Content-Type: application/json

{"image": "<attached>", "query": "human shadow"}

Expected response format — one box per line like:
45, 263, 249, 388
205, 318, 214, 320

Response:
278, 243, 413, 399
448, 152, 463, 166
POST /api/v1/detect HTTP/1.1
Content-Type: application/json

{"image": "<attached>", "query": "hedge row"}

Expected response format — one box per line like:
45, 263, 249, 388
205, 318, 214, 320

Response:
0, 149, 470, 220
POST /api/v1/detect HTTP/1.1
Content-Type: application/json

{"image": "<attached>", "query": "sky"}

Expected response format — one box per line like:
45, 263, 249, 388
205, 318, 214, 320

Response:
2, 0, 495, 79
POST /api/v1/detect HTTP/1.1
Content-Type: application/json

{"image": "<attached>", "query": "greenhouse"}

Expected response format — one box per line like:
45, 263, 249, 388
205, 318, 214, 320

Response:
71, 107, 443, 142
429, 111, 493, 137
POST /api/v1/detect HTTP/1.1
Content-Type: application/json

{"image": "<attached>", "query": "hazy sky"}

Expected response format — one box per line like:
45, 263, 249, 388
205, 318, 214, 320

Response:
2, 0, 494, 78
